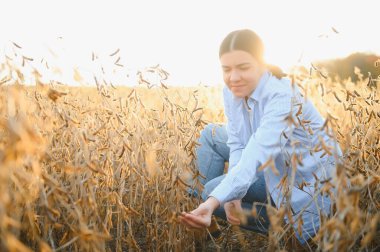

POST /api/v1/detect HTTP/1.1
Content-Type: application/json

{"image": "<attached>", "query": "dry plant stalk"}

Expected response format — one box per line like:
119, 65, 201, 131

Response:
0, 46, 379, 252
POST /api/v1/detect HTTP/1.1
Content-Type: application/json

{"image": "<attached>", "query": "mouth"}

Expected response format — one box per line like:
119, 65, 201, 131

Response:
230, 84, 245, 88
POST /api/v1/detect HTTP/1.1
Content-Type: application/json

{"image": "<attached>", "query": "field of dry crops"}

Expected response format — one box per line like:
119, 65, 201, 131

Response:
0, 59, 380, 251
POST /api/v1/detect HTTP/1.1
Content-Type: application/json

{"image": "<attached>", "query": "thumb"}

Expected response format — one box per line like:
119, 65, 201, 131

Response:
235, 201, 243, 212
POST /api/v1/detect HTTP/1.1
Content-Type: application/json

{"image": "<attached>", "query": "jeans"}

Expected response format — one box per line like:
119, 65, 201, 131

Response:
195, 123, 275, 234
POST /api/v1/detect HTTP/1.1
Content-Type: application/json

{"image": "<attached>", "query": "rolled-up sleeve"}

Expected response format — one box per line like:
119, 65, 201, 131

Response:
210, 93, 296, 205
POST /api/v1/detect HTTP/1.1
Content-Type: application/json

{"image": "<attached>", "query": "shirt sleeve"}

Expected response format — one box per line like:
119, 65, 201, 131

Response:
223, 87, 244, 170
210, 92, 297, 205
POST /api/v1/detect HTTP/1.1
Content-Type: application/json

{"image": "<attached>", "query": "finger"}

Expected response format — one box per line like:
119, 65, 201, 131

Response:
183, 213, 208, 227
182, 217, 203, 228
226, 214, 241, 225
184, 220, 204, 229
226, 213, 240, 223
225, 207, 237, 224
179, 216, 196, 229
227, 217, 240, 225
179, 215, 204, 229
180, 212, 188, 217
225, 205, 238, 221
190, 208, 205, 215
224, 202, 233, 209
179, 212, 206, 228
235, 203, 243, 212
184, 213, 210, 227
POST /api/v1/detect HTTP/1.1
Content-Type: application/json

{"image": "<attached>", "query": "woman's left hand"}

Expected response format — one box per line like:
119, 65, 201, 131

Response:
224, 199, 243, 225
179, 197, 220, 230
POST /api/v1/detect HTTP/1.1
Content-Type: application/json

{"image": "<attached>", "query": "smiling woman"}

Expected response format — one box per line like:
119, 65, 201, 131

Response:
180, 29, 343, 248
219, 30, 285, 98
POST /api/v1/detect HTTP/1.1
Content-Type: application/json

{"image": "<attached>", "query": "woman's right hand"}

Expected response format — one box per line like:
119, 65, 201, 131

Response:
179, 197, 220, 230
224, 199, 243, 225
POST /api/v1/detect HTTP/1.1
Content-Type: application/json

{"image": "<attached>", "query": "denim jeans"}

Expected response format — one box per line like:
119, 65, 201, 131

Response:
195, 123, 275, 234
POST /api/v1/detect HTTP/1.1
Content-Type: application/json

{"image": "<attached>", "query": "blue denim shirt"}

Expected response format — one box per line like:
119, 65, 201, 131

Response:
209, 71, 343, 242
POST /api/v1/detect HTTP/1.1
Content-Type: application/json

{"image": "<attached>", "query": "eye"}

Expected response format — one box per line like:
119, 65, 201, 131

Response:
222, 68, 231, 73
239, 66, 250, 71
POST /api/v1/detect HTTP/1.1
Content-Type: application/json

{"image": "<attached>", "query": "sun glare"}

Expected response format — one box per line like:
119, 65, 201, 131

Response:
0, 0, 379, 86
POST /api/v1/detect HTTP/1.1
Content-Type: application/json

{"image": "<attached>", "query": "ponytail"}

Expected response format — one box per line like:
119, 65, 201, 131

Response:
266, 64, 286, 79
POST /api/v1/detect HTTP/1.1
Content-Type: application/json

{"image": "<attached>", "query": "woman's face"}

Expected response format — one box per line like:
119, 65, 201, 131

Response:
220, 50, 266, 98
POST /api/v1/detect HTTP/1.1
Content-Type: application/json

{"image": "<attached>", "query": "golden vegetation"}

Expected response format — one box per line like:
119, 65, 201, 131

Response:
0, 47, 379, 251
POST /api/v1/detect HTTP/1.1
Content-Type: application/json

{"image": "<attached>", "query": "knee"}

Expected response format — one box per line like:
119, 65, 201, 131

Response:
201, 179, 219, 201
199, 123, 217, 146
201, 184, 211, 201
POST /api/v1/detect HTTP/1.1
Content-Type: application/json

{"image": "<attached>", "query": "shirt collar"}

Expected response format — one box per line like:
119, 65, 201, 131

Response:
248, 70, 271, 102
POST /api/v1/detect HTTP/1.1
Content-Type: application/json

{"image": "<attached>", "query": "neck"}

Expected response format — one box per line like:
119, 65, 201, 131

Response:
246, 70, 267, 100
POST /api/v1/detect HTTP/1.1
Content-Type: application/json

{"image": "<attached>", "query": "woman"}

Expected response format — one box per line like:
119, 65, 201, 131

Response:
179, 29, 342, 244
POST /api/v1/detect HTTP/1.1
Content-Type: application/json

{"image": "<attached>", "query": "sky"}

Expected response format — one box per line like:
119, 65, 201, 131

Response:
0, 0, 379, 86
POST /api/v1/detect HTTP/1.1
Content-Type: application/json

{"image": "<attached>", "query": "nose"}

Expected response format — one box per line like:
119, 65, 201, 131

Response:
229, 69, 241, 82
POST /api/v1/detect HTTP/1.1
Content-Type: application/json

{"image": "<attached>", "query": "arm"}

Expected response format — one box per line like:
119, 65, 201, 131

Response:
210, 93, 297, 206
223, 86, 244, 170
